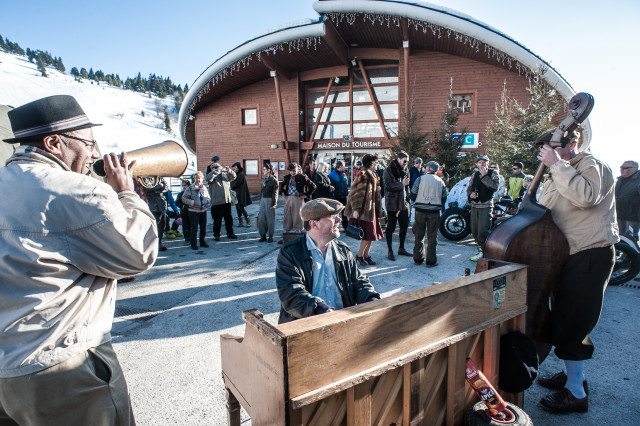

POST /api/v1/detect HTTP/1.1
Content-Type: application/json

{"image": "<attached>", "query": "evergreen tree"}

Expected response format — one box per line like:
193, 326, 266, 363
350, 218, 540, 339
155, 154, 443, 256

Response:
485, 68, 562, 176
164, 110, 171, 132
80, 67, 89, 79
54, 56, 65, 73
425, 100, 468, 186
183, 84, 189, 93
36, 56, 47, 77
88, 67, 95, 80
70, 67, 80, 77
393, 95, 429, 161
0, 35, 6, 52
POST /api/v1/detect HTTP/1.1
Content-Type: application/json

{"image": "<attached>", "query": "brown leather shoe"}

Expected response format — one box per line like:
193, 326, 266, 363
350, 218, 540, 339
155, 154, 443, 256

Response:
540, 388, 588, 413
397, 247, 411, 256
537, 371, 588, 394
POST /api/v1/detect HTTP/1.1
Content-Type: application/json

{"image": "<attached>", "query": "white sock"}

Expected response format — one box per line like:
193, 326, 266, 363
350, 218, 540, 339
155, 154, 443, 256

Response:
564, 360, 586, 399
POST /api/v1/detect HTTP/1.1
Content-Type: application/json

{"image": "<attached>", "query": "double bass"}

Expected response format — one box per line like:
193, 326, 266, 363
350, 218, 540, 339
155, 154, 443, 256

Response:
478, 92, 594, 362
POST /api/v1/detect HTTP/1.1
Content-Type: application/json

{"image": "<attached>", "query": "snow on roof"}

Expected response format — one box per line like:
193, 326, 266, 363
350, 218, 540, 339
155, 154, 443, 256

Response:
180, 0, 590, 146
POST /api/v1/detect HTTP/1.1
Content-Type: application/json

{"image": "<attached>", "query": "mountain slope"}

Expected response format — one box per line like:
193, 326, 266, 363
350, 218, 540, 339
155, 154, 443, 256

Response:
0, 51, 196, 173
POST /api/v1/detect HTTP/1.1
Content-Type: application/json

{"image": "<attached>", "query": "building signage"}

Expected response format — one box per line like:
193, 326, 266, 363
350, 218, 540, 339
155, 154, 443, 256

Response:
316, 140, 383, 150
453, 133, 480, 149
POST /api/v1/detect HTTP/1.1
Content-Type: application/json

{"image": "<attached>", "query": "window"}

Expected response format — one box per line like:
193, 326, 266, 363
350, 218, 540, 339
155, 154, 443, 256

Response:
451, 94, 473, 114
305, 65, 399, 141
242, 108, 258, 126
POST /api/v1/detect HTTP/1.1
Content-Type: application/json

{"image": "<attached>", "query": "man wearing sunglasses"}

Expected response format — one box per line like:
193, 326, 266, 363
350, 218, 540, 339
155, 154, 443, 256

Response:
615, 161, 640, 240
507, 161, 526, 200
0, 95, 158, 425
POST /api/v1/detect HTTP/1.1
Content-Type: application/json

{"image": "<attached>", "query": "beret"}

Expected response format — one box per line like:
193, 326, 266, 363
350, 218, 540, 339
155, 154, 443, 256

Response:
301, 198, 344, 221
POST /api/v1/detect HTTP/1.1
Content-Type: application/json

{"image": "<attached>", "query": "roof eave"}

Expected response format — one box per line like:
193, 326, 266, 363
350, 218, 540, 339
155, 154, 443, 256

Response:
178, 20, 326, 146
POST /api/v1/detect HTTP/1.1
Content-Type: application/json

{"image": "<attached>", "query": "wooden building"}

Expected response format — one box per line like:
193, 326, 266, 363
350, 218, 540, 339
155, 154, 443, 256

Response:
179, 0, 590, 192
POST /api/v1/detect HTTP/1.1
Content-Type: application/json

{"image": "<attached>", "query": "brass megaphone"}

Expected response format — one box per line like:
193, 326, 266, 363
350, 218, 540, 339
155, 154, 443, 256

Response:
93, 140, 189, 188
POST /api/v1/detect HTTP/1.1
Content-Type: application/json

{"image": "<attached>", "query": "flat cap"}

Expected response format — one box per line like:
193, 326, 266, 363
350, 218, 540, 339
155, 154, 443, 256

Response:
301, 198, 344, 221
426, 161, 439, 172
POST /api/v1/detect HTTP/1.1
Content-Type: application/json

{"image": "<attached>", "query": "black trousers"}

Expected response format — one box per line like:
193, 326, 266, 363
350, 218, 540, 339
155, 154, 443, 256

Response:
152, 210, 166, 244
385, 209, 409, 251
188, 211, 207, 245
235, 203, 249, 219
179, 209, 191, 239
211, 203, 235, 237
551, 245, 615, 360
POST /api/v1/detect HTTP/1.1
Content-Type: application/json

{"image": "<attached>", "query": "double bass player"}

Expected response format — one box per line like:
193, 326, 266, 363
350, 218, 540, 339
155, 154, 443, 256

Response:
535, 130, 618, 414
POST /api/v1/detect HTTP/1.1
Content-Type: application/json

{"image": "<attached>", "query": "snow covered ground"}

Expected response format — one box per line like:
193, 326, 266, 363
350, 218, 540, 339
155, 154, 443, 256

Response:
0, 50, 197, 175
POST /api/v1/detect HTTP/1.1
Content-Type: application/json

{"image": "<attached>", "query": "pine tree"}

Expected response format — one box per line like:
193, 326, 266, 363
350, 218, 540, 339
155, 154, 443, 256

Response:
393, 95, 429, 161
164, 110, 171, 132
426, 100, 468, 186
0, 35, 6, 52
36, 56, 47, 77
88, 67, 95, 80
485, 68, 562, 176
70, 67, 80, 77
54, 56, 65, 73
80, 67, 89, 79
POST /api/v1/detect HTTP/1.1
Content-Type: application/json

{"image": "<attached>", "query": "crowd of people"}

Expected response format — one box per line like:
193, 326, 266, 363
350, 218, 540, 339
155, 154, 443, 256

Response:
0, 94, 637, 423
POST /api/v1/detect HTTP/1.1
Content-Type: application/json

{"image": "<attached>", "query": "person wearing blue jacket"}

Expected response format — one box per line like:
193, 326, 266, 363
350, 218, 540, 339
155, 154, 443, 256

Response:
328, 160, 349, 230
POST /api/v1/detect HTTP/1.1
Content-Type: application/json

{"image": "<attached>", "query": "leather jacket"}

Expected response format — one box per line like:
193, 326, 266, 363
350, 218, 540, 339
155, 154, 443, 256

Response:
275, 234, 380, 324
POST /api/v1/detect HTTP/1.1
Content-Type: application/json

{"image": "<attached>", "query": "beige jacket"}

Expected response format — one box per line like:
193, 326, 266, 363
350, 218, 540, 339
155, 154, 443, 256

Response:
538, 151, 619, 255
0, 147, 158, 377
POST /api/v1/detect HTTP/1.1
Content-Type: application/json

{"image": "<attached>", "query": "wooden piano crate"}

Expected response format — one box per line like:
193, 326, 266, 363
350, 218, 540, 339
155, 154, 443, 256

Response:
221, 264, 527, 425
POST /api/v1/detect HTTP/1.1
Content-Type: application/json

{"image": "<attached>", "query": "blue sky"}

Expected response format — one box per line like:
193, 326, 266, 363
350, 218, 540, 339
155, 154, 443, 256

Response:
1, 0, 639, 170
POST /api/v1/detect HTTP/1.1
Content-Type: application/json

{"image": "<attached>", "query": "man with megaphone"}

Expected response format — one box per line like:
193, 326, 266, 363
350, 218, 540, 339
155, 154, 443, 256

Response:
0, 95, 158, 425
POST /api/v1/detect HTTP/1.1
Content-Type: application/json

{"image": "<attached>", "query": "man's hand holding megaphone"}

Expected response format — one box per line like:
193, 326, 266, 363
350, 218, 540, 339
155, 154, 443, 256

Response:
102, 152, 137, 193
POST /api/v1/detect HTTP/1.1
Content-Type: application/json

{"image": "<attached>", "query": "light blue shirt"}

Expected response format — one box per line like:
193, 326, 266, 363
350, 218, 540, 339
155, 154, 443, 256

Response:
306, 234, 343, 310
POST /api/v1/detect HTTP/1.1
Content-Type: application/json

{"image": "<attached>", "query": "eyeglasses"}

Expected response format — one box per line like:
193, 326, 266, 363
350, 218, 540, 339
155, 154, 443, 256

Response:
59, 133, 98, 150
621, 166, 637, 170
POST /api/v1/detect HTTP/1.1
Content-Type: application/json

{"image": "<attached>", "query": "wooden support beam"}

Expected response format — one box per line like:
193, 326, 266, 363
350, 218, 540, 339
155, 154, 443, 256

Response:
403, 38, 410, 122
347, 381, 371, 426
261, 54, 292, 80
357, 60, 389, 141
303, 78, 334, 167
323, 20, 350, 66
272, 72, 291, 164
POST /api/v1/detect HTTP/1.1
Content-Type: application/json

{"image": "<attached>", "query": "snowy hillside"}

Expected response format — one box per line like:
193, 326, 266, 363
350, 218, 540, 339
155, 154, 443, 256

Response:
0, 50, 197, 173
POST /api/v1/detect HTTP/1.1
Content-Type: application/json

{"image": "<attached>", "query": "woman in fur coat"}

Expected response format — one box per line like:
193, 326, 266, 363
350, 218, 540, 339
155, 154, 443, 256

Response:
344, 153, 384, 266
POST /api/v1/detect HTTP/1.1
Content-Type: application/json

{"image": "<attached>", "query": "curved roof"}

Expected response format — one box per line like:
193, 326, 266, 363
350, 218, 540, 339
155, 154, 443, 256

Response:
179, 0, 591, 150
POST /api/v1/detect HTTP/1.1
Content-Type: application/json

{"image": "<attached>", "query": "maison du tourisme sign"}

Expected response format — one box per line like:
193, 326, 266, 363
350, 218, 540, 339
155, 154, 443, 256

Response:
314, 133, 479, 150
316, 140, 383, 149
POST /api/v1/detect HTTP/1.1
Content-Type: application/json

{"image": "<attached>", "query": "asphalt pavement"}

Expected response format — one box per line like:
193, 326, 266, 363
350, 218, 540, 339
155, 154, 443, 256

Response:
112, 199, 640, 425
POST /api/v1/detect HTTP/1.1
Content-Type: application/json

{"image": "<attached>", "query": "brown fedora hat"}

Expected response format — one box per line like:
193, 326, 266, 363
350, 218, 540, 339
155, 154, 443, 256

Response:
3, 95, 101, 143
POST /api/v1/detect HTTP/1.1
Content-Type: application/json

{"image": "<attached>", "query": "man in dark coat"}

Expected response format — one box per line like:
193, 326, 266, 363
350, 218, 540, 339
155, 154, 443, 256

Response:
275, 198, 380, 324
615, 160, 640, 240
144, 178, 169, 252
383, 151, 411, 260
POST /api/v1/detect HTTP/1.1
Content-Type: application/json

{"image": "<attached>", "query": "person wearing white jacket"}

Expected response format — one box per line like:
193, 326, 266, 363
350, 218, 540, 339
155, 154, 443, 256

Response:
0, 95, 158, 425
